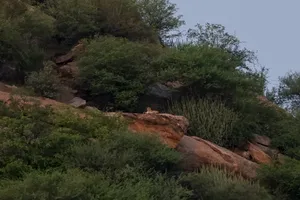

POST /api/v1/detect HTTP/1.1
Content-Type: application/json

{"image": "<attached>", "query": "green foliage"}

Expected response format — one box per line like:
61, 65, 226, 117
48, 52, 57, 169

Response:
259, 158, 300, 200
180, 167, 273, 200
187, 23, 258, 70
169, 97, 239, 147
267, 71, 300, 114
25, 61, 62, 98
0, 168, 190, 200
0, 99, 191, 199
78, 36, 162, 110
44, 0, 158, 46
264, 71, 300, 159
154, 44, 265, 101
0, 99, 126, 178
0, 0, 55, 83
66, 132, 180, 173
135, 0, 185, 44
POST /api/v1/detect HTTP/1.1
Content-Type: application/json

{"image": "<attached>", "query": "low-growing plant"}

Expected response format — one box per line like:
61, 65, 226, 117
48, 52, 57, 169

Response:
169, 97, 239, 147
258, 158, 300, 200
65, 131, 180, 173
0, 168, 191, 200
0, 99, 126, 178
180, 167, 273, 200
25, 61, 62, 98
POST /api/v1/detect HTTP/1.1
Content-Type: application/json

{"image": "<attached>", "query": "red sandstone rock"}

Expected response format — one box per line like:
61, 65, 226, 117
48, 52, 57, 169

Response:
176, 136, 259, 179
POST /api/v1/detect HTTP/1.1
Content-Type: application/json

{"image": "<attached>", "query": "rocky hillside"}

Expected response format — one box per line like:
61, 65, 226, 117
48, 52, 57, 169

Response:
1, 0, 300, 199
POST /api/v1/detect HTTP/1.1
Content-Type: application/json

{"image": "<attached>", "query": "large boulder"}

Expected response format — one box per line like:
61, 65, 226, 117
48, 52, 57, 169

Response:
252, 134, 271, 147
247, 142, 272, 164
68, 97, 86, 108
121, 112, 189, 148
176, 136, 259, 179
55, 42, 85, 64
136, 82, 182, 112
58, 61, 79, 78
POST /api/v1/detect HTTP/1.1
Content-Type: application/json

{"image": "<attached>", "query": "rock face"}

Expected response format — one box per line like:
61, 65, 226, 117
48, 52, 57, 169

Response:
176, 136, 259, 179
252, 134, 271, 146
68, 97, 86, 108
247, 142, 272, 164
55, 42, 85, 64
0, 82, 17, 93
234, 134, 278, 164
121, 112, 189, 148
59, 62, 79, 78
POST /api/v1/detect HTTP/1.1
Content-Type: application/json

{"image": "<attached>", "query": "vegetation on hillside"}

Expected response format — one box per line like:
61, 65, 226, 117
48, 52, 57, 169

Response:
0, 0, 299, 199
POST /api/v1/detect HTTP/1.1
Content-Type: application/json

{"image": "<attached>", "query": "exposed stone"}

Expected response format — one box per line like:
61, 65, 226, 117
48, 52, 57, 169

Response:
252, 134, 271, 146
233, 148, 251, 160
176, 136, 259, 179
68, 97, 86, 108
147, 83, 175, 99
247, 142, 272, 164
165, 81, 184, 89
59, 62, 79, 78
0, 82, 17, 93
55, 43, 85, 64
121, 112, 189, 148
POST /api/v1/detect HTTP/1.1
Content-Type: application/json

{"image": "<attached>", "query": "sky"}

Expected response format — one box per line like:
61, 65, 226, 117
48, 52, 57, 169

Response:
170, 0, 300, 89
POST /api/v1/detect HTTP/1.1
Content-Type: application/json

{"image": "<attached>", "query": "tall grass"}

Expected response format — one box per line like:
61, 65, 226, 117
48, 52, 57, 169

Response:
179, 166, 273, 200
168, 97, 239, 147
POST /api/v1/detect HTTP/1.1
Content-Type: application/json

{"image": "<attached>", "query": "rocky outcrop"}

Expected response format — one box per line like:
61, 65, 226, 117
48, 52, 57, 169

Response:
121, 112, 189, 148
252, 134, 271, 146
247, 142, 272, 164
176, 136, 259, 179
0, 82, 17, 93
68, 97, 86, 108
234, 134, 279, 164
59, 62, 79, 78
55, 42, 85, 64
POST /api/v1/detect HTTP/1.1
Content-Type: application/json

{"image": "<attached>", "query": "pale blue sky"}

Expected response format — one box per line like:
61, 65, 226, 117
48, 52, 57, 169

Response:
171, 0, 300, 89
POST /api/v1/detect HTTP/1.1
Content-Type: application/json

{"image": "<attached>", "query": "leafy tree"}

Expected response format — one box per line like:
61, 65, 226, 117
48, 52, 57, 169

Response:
135, 0, 185, 46
267, 71, 300, 113
0, 0, 55, 83
187, 23, 258, 71
25, 61, 62, 98
78, 36, 163, 110
44, 0, 158, 46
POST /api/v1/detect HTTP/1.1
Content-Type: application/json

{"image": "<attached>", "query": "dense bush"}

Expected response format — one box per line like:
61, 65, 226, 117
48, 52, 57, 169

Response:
25, 61, 62, 98
180, 167, 273, 200
0, 168, 191, 200
65, 132, 180, 173
153, 44, 265, 101
44, 0, 158, 46
78, 36, 163, 110
0, 0, 55, 83
259, 158, 300, 200
169, 97, 239, 147
0, 99, 126, 178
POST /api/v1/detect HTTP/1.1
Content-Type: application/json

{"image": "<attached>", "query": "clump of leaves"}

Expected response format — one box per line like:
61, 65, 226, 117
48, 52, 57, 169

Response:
169, 97, 239, 147
25, 61, 62, 98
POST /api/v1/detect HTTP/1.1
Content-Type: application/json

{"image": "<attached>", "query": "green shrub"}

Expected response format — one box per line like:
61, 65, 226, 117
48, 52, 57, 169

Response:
0, 168, 191, 200
44, 0, 158, 46
231, 96, 300, 159
25, 61, 62, 98
0, 99, 126, 178
259, 158, 300, 200
180, 167, 273, 200
65, 131, 180, 173
169, 97, 239, 147
153, 44, 264, 101
0, 0, 55, 83
78, 36, 162, 110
